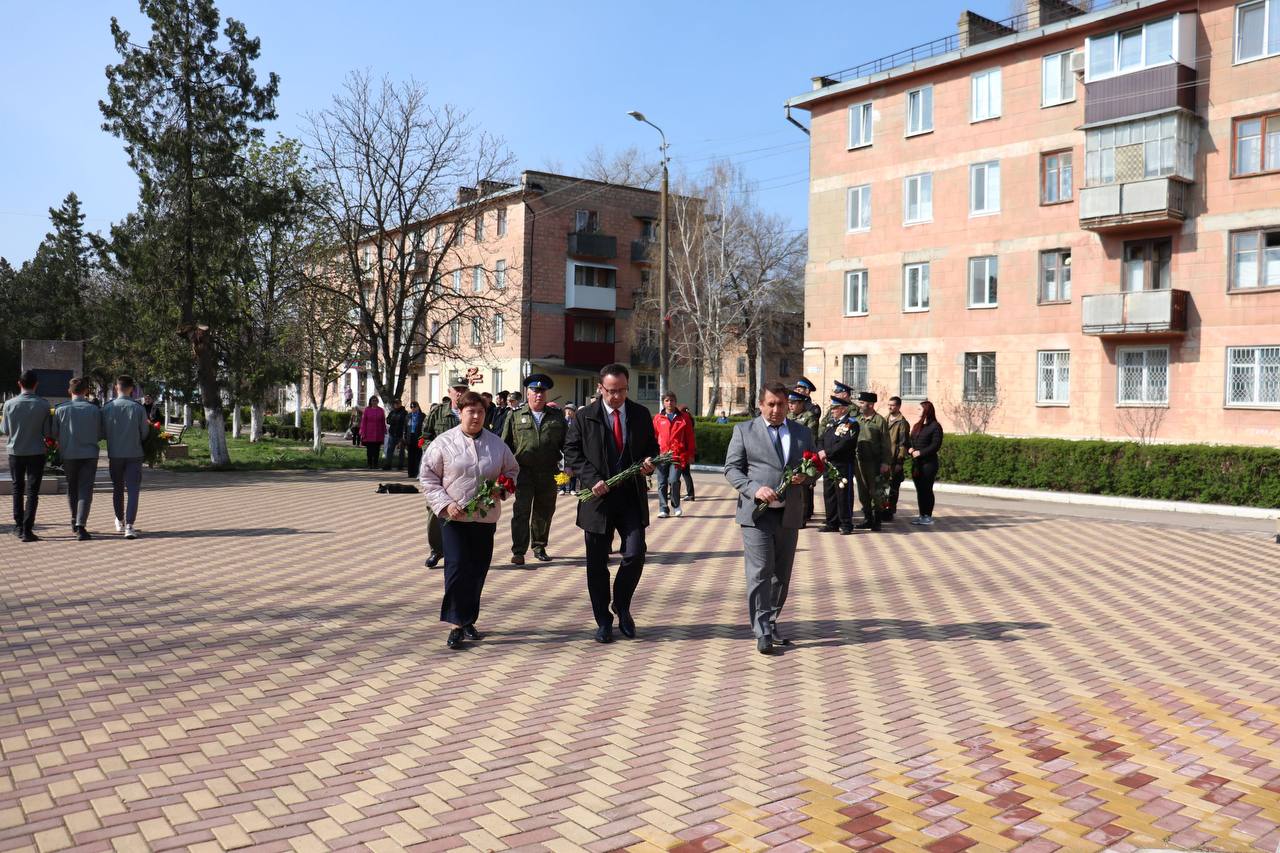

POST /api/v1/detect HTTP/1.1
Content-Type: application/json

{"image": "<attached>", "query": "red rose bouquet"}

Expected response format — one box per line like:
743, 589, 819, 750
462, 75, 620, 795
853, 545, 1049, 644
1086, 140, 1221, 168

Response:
445, 474, 517, 523
417, 436, 427, 449
752, 449, 824, 520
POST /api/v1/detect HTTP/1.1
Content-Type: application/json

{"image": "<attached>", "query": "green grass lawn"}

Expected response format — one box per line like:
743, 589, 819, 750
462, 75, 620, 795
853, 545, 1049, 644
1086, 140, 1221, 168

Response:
161, 428, 368, 472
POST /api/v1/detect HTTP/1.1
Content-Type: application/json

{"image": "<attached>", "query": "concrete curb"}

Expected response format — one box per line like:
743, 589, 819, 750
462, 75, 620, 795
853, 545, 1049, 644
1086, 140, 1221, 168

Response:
688, 464, 1277, 520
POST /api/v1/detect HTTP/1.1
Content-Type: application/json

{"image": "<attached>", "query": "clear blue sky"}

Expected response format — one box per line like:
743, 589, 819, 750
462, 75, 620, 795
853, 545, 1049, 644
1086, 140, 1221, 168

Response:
0, 0, 1006, 264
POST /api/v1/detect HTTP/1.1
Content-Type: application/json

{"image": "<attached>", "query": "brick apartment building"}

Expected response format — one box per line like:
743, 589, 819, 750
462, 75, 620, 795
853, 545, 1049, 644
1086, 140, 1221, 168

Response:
705, 313, 806, 416
336, 171, 697, 414
786, 0, 1280, 444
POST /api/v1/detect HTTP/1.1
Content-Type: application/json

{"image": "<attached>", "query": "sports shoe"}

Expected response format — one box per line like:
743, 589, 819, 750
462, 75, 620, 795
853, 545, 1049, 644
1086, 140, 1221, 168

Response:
919, 516, 934, 525
657, 510, 668, 519
910, 516, 926, 525
673, 507, 683, 518
114, 517, 124, 533
124, 525, 138, 540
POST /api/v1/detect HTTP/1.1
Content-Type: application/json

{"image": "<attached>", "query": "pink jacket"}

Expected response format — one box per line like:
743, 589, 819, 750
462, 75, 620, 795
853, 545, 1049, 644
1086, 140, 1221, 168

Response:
359, 405, 387, 444
419, 426, 520, 523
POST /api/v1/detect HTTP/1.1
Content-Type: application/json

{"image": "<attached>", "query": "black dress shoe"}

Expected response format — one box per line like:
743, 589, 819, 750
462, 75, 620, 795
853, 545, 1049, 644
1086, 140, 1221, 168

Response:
768, 623, 792, 646
855, 520, 875, 529
20, 529, 40, 542
71, 521, 79, 533
532, 547, 551, 562
594, 625, 615, 644
616, 611, 636, 639
819, 523, 840, 533
463, 624, 481, 640
757, 636, 776, 655
425, 551, 441, 568
77, 529, 92, 541
446, 628, 465, 649
840, 527, 855, 535
511, 554, 525, 566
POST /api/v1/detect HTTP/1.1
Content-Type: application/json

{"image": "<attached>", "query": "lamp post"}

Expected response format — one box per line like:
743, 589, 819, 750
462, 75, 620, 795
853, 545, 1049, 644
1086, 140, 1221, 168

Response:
627, 110, 670, 398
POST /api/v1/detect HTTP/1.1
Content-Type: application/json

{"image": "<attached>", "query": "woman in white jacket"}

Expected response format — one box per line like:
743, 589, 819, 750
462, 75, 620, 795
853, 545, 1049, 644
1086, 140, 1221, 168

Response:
419, 391, 520, 648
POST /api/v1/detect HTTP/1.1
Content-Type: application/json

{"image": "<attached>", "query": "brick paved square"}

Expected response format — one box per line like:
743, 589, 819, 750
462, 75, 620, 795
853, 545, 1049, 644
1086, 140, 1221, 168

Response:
2, 470, 1279, 851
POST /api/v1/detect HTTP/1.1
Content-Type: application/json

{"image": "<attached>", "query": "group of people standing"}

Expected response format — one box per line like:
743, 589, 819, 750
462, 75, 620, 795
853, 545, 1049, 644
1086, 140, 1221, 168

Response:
2, 371, 152, 542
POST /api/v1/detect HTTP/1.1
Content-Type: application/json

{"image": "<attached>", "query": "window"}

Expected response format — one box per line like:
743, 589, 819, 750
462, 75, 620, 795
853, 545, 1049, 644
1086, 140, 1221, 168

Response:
842, 354, 868, 391
1233, 114, 1280, 176
494, 259, 507, 289
493, 314, 505, 344
968, 256, 998, 308
430, 320, 441, 341
1231, 229, 1280, 289
971, 68, 1001, 122
779, 358, 791, 377
844, 269, 869, 316
1084, 113, 1195, 186
1226, 346, 1280, 406
1037, 350, 1071, 405
963, 353, 997, 402
431, 276, 443, 296
471, 318, 482, 347
640, 219, 658, 241
1041, 151, 1073, 203
1123, 239, 1172, 291
903, 263, 930, 311
900, 354, 928, 399
449, 320, 460, 347
1235, 0, 1280, 62
735, 386, 746, 405
360, 246, 372, 270
492, 368, 503, 393
433, 225, 444, 250
847, 184, 871, 231
848, 101, 873, 148
456, 223, 464, 247
1042, 50, 1076, 107
637, 374, 659, 400
970, 161, 1000, 215
572, 318, 615, 343
1088, 15, 1176, 80
472, 267, 483, 293
906, 85, 933, 135
475, 214, 485, 241
452, 270, 462, 293
496, 207, 508, 237
736, 357, 747, 376
1118, 346, 1169, 404
573, 265, 616, 288
1039, 250, 1072, 302
575, 209, 599, 232
903, 173, 932, 224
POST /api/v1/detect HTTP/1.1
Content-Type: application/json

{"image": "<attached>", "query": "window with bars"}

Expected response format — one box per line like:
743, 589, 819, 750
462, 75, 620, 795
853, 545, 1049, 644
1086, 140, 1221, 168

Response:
1226, 346, 1280, 406
845, 269, 869, 316
843, 354, 868, 392
900, 353, 928, 399
906, 85, 933, 135
1042, 151, 1073, 203
903, 263, 930, 311
903, 173, 933, 224
1233, 113, 1280, 175
968, 256, 998, 308
1040, 250, 1072, 303
1230, 228, 1280, 289
963, 353, 997, 401
848, 102, 873, 148
1037, 350, 1071, 404
1118, 346, 1169, 404
847, 184, 871, 231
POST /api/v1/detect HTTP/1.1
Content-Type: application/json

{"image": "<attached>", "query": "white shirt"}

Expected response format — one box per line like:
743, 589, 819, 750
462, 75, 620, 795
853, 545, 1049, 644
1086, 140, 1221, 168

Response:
764, 418, 792, 507
603, 400, 626, 438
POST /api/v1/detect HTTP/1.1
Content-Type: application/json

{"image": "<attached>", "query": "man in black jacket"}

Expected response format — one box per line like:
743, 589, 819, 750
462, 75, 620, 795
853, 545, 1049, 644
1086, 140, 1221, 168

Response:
383, 399, 408, 471
562, 363, 659, 644
818, 397, 859, 535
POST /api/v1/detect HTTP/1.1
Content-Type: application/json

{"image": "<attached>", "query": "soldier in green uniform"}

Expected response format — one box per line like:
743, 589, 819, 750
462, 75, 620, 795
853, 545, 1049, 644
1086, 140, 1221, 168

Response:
853, 391, 892, 531
501, 374, 567, 566
786, 390, 819, 524
420, 377, 468, 568
794, 376, 821, 424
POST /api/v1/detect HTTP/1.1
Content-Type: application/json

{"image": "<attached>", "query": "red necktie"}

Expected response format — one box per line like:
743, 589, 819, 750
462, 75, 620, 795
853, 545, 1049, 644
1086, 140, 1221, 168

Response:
611, 409, 624, 454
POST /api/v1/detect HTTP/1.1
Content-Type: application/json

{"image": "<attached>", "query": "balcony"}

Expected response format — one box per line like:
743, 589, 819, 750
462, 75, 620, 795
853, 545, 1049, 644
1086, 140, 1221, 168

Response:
1084, 64, 1196, 125
1079, 178, 1188, 232
631, 239, 655, 263
1081, 289, 1189, 336
565, 282, 616, 311
568, 231, 617, 260
565, 317, 615, 368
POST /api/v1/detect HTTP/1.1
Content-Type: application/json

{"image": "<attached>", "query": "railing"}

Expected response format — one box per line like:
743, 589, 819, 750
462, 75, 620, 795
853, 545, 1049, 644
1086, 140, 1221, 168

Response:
631, 239, 654, 263
568, 231, 617, 260
1081, 289, 1189, 335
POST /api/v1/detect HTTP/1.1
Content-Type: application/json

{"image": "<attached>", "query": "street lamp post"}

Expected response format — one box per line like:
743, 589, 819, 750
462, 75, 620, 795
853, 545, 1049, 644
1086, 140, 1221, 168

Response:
627, 110, 670, 398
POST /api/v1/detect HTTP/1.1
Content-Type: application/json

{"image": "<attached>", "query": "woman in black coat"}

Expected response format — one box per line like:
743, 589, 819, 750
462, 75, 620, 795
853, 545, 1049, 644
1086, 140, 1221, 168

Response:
908, 400, 944, 526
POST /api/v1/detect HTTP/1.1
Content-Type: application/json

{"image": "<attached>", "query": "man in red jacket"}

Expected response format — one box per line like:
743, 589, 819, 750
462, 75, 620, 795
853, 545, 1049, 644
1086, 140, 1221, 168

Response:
652, 392, 695, 518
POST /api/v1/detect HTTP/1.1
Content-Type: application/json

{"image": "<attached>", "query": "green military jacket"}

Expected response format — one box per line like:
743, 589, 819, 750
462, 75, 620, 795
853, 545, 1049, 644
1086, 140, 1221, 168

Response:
500, 406, 567, 474
886, 413, 911, 465
855, 411, 893, 466
422, 403, 459, 443
789, 408, 819, 435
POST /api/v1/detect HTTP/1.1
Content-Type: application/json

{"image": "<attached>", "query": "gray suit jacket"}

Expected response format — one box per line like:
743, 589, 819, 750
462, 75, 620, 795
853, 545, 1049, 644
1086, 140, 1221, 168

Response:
724, 417, 816, 528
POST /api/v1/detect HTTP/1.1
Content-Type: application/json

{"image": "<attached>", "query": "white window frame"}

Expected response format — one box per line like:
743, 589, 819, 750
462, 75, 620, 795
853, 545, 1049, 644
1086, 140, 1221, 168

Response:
903, 173, 933, 224
903, 262, 930, 312
906, 85, 933, 136
452, 269, 462, 293
472, 266, 483, 293
900, 353, 928, 400
496, 206, 508, 237
493, 314, 505, 345
471, 318, 482, 347
1235, 0, 1279, 63
1088, 15, 1179, 81
971, 68, 1002, 122
967, 256, 998, 308
449, 320, 460, 347
848, 102, 874, 149
1225, 345, 1280, 407
495, 259, 507, 289
1042, 50, 1076, 107
846, 184, 871, 232
1117, 346, 1170, 405
970, 161, 1001, 216
844, 269, 869, 316
1037, 350, 1071, 406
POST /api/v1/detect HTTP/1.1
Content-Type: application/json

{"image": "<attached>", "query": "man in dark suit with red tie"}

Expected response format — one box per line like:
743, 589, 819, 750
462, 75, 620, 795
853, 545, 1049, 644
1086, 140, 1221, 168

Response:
563, 363, 659, 644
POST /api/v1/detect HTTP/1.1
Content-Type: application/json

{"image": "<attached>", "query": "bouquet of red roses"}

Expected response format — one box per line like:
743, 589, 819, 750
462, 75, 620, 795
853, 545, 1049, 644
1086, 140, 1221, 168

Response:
445, 474, 517, 523
44, 437, 62, 471
752, 449, 823, 520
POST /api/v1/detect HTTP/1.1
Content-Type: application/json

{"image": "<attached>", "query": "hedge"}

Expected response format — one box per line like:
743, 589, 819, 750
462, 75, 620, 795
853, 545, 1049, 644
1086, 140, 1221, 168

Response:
691, 425, 1280, 508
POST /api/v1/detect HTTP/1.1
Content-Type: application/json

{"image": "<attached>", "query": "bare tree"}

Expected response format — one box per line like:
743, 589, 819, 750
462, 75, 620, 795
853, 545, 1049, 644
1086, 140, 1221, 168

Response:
579, 144, 662, 189
732, 204, 805, 402
291, 262, 357, 452
940, 380, 1003, 434
1117, 405, 1167, 444
304, 71, 516, 406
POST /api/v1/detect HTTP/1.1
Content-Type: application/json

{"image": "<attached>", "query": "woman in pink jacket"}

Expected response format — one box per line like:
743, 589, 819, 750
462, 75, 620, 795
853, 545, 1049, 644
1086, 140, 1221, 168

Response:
359, 396, 387, 469
419, 391, 520, 648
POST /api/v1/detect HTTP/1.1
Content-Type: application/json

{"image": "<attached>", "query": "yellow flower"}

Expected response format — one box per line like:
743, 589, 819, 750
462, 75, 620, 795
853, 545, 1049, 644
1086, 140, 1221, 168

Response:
554, 472, 570, 486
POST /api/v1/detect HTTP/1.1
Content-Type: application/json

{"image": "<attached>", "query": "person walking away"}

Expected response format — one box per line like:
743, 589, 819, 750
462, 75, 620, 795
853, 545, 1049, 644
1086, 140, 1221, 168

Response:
102, 375, 150, 540
405, 401, 425, 478
359, 397, 386, 469
724, 382, 817, 655
421, 379, 467, 568
909, 400, 944, 526
2, 370, 53, 541
501, 374, 567, 566
884, 395, 911, 521
383, 398, 407, 471
419, 391, 519, 648
652, 393, 694, 518
852, 391, 891, 531
55, 377, 105, 540
818, 397, 859, 534
677, 404, 697, 501
562, 363, 659, 643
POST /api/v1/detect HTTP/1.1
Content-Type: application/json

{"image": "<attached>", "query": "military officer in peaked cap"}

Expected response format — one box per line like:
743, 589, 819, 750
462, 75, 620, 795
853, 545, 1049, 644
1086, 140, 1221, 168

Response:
786, 390, 819, 524
501, 374, 567, 566
818, 380, 853, 532
853, 390, 892, 531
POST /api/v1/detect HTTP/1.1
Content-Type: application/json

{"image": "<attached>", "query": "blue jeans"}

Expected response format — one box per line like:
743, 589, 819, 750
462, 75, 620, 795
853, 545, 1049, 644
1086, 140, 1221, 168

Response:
382, 433, 403, 469
656, 462, 682, 513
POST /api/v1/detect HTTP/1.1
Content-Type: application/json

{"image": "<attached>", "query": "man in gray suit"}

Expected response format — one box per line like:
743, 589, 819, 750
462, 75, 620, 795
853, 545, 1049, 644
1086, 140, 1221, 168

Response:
724, 381, 817, 655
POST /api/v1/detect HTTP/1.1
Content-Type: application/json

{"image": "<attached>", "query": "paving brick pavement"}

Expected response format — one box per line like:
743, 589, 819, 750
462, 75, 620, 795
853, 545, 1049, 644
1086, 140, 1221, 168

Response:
2, 469, 1279, 852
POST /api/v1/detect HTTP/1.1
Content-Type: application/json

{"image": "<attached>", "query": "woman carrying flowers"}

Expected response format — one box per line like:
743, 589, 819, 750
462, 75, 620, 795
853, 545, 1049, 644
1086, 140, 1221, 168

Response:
419, 391, 520, 649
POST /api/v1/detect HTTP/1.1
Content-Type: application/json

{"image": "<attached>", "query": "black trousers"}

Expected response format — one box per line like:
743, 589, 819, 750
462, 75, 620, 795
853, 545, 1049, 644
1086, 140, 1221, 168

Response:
8, 454, 44, 531
440, 521, 495, 626
888, 464, 905, 513
363, 441, 381, 468
681, 466, 695, 498
64, 457, 98, 528
912, 458, 939, 517
584, 504, 646, 627
406, 445, 423, 478
823, 475, 838, 525
833, 462, 857, 528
